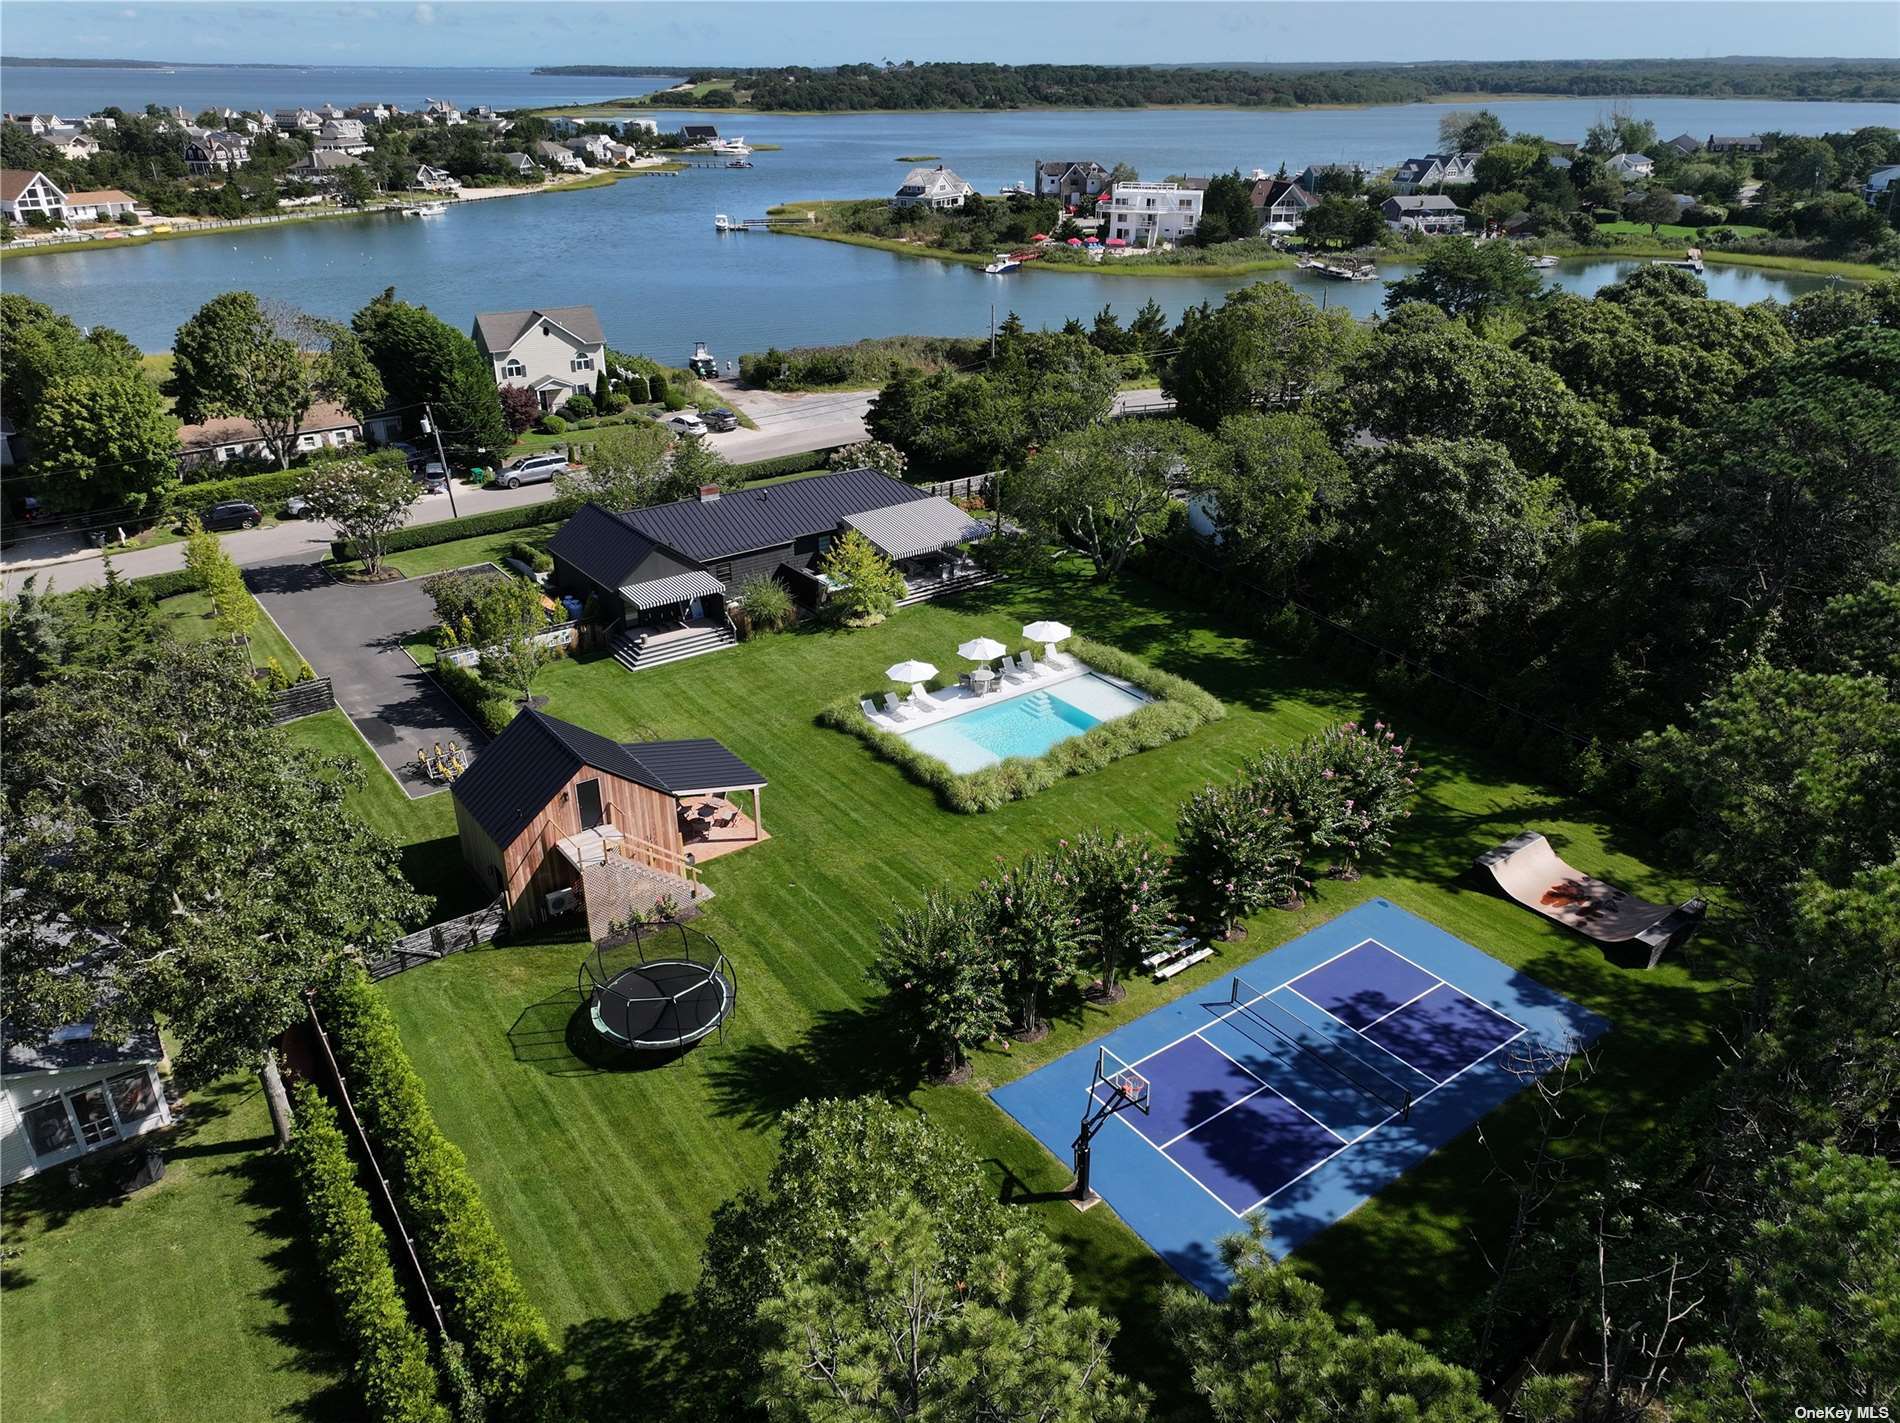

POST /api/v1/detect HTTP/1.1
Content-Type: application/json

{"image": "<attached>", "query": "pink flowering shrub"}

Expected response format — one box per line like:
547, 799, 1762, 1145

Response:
1061, 830, 1177, 992
1174, 780, 1303, 935
974, 853, 1084, 1037
1312, 720, 1421, 875
867, 888, 1008, 1078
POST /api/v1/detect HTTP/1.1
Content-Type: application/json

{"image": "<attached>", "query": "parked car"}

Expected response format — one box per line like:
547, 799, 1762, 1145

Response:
413, 461, 448, 492
701, 407, 739, 433
202, 500, 263, 531
284, 493, 310, 518
496, 452, 569, 489
662, 412, 709, 438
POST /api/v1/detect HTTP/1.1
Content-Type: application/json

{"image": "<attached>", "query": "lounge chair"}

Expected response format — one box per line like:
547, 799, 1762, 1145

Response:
1002, 651, 1036, 684
881, 692, 915, 721
1044, 647, 1075, 671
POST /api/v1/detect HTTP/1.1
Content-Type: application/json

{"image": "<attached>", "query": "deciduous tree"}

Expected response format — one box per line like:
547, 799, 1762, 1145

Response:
867, 890, 1007, 1079
554, 421, 678, 508
27, 371, 179, 513
300, 455, 422, 576
1163, 281, 1365, 427
1014, 419, 1222, 577
1202, 411, 1350, 592
819, 528, 906, 624
1383, 238, 1543, 329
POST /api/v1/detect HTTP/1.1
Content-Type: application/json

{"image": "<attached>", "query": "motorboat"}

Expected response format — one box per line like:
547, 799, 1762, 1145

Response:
983, 254, 1021, 274
1530, 254, 1559, 268
714, 214, 745, 232
725, 158, 753, 169
1304, 257, 1378, 282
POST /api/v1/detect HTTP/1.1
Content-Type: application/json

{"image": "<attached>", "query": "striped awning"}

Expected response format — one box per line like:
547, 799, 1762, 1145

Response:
619, 569, 724, 611
843, 497, 990, 561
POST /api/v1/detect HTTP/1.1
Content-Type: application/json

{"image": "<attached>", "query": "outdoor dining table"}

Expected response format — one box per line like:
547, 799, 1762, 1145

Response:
971, 668, 996, 694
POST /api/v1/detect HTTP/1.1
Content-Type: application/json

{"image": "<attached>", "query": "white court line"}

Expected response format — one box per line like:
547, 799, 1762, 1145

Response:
1112, 1032, 1270, 1146
1357, 982, 1446, 1030
1093, 1082, 1252, 1220
1191, 1030, 1349, 1143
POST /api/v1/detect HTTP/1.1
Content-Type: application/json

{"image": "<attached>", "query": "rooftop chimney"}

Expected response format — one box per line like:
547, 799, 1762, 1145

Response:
698, 484, 721, 502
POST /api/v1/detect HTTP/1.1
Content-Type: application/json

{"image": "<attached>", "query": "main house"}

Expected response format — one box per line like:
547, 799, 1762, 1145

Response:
451, 707, 767, 933
471, 304, 605, 412
892, 163, 975, 210
1034, 159, 1111, 202
548, 468, 993, 669
1390, 152, 1478, 193
1250, 177, 1318, 233
1382, 194, 1466, 234
1099, 180, 1203, 247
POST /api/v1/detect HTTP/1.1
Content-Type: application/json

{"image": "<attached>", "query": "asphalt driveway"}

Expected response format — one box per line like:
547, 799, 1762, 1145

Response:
247, 558, 484, 798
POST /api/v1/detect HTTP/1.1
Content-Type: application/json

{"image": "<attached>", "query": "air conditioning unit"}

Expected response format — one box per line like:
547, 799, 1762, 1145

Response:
543, 887, 578, 917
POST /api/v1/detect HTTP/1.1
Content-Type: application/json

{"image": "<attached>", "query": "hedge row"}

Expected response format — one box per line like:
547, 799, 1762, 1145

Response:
320, 968, 557, 1417
432, 658, 518, 739
728, 449, 840, 484
285, 1081, 451, 1423
331, 498, 579, 563
129, 568, 201, 601
818, 636, 1225, 812
168, 468, 307, 516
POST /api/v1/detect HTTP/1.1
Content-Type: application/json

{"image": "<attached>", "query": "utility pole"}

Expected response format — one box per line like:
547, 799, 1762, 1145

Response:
989, 302, 996, 360
419, 402, 460, 519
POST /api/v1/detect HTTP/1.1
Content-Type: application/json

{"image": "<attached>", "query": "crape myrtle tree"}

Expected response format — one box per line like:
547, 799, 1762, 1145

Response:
300, 454, 423, 577
0, 642, 425, 1144
1162, 281, 1366, 429
867, 889, 1008, 1081
1310, 720, 1420, 878
976, 851, 1083, 1040
1060, 829, 1175, 1001
1013, 419, 1222, 578
1174, 779, 1304, 937
167, 292, 385, 470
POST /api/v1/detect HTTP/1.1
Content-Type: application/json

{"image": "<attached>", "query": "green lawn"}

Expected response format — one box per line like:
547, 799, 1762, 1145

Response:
155, 587, 303, 670
361, 561, 1728, 1410
1596, 220, 1771, 241
0, 1076, 353, 1423
330, 526, 559, 581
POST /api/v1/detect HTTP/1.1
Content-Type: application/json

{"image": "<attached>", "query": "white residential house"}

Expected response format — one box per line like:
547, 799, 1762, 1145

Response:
415, 163, 461, 192
80, 113, 117, 132
317, 102, 347, 120
176, 401, 362, 469
425, 98, 465, 126
891, 163, 976, 210
63, 188, 140, 223
13, 112, 64, 134
1381, 194, 1467, 234
315, 119, 373, 156
1607, 152, 1656, 180
472, 305, 607, 412
290, 149, 365, 184
567, 133, 618, 165
1100, 180, 1203, 247
498, 151, 540, 179
183, 130, 252, 174
1034, 159, 1111, 201
1391, 152, 1479, 194
619, 118, 659, 137
273, 106, 323, 132
1250, 177, 1319, 233
1863, 165, 1900, 205
39, 127, 100, 161
348, 102, 400, 122
532, 140, 586, 174
469, 104, 502, 121
2, 1015, 172, 1187
0, 169, 66, 224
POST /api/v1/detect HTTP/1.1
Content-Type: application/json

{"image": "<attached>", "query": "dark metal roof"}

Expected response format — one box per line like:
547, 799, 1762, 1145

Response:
620, 738, 766, 794
617, 468, 931, 563
547, 504, 675, 591
452, 709, 763, 848
2, 1016, 162, 1076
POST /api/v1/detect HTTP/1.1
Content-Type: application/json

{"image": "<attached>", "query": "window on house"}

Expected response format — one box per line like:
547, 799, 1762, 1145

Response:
570, 355, 594, 372
68, 1084, 118, 1147
23, 1099, 75, 1158
108, 1070, 159, 1125
502, 359, 525, 379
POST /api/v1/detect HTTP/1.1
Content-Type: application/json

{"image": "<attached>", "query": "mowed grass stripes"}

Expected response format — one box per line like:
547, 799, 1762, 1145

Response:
370, 560, 1728, 1376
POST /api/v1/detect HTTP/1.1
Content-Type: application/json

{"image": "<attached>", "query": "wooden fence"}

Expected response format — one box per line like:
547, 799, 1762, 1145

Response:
267, 676, 335, 724
367, 897, 508, 981
919, 474, 997, 503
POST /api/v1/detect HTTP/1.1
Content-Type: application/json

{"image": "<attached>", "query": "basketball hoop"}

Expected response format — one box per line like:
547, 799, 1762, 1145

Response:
1070, 1046, 1150, 1208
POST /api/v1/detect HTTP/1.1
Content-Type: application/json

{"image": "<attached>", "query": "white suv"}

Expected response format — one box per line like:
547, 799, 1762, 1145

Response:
497, 452, 569, 489
662, 412, 709, 438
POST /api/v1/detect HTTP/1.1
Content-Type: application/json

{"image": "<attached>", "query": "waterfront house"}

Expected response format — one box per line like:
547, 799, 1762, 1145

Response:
183, 130, 253, 174
80, 113, 117, 132
176, 401, 362, 470
452, 707, 767, 933
681, 123, 720, 143
1034, 160, 1111, 202
567, 133, 619, 165
1391, 153, 1477, 193
1250, 177, 1319, 233
548, 469, 992, 665
532, 140, 586, 174
1381, 194, 1466, 234
315, 119, 372, 156
1100, 180, 1203, 247
472, 305, 606, 412
1707, 133, 1765, 154
0, 169, 66, 224
1665, 132, 1704, 156
63, 189, 139, 223
16, 112, 64, 134
273, 106, 323, 132
1297, 162, 1372, 193
415, 164, 461, 192
619, 118, 660, 137
347, 102, 399, 122
2, 1010, 172, 1187
891, 163, 976, 210
290, 149, 364, 185
425, 98, 465, 126
1863, 165, 1900, 205
38, 127, 99, 161
498, 151, 540, 179
317, 103, 347, 120
1607, 152, 1655, 180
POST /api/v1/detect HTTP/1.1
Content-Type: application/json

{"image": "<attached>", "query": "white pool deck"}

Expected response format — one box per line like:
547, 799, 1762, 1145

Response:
861, 656, 1145, 734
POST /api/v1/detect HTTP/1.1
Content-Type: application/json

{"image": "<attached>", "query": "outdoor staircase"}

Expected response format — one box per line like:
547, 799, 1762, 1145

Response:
895, 567, 1003, 609
611, 622, 737, 672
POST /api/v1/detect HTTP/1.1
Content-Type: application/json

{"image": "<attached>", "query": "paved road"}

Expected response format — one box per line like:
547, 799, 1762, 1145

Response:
705, 379, 875, 462
247, 558, 482, 798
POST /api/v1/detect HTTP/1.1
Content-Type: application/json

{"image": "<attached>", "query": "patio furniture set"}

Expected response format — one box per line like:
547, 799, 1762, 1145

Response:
865, 621, 1077, 725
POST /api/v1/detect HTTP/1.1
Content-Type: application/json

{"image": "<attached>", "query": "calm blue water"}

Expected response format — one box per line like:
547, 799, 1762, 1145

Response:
0, 64, 674, 115
5, 95, 1887, 358
903, 675, 1148, 773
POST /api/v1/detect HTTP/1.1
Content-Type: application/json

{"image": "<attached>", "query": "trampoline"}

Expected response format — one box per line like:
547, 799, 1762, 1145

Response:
579, 922, 736, 1052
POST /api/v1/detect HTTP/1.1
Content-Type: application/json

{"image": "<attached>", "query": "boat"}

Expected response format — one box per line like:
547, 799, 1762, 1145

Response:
708, 137, 751, 156
1531, 255, 1559, 269
1304, 257, 1378, 282
402, 201, 448, 218
983, 254, 1020, 274
714, 214, 744, 232
725, 159, 753, 169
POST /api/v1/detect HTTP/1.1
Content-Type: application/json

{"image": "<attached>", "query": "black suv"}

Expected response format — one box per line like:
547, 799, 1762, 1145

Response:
701, 407, 740, 433
202, 500, 263, 531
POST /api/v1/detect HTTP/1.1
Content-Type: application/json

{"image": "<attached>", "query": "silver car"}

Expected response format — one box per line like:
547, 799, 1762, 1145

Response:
497, 452, 569, 489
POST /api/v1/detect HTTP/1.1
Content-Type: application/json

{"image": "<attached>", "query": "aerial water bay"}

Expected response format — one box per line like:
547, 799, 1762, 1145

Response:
7, 94, 1888, 360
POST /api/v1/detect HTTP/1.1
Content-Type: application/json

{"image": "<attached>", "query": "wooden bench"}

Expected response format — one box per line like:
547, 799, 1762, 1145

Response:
1155, 947, 1214, 981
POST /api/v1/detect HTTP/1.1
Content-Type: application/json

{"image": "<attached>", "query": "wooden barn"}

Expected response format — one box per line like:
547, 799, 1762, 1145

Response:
451, 708, 767, 932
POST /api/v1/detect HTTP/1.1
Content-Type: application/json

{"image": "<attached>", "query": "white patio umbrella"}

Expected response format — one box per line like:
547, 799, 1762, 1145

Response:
885, 659, 939, 699
1022, 620, 1073, 659
956, 636, 1008, 669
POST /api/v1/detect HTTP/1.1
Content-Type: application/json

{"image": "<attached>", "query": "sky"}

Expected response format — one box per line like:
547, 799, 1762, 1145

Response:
2, 1, 1895, 68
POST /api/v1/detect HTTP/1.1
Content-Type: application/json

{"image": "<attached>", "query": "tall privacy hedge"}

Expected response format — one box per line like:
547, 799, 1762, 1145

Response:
319, 968, 557, 1417
819, 635, 1225, 812
286, 1080, 451, 1423
167, 467, 308, 516
330, 499, 581, 563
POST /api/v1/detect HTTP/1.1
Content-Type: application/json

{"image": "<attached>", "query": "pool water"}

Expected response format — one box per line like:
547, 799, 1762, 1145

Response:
899, 674, 1149, 773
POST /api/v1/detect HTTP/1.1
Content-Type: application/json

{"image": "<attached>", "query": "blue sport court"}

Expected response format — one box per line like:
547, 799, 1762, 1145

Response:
991, 899, 1611, 1294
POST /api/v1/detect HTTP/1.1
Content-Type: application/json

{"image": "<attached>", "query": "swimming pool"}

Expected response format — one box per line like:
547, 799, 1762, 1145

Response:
898, 673, 1150, 773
